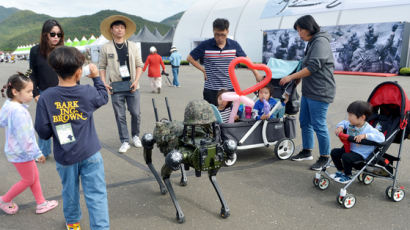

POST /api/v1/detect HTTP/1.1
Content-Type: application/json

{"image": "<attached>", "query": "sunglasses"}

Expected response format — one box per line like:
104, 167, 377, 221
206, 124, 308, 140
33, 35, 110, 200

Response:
49, 32, 63, 38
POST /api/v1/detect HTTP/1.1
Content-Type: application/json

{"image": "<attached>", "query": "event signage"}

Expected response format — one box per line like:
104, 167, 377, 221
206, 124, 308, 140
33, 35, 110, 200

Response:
262, 22, 405, 73
260, 0, 410, 18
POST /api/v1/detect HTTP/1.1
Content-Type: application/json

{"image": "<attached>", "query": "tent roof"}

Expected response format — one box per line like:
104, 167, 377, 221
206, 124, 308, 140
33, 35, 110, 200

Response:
153, 28, 164, 40
130, 26, 161, 42
162, 26, 175, 42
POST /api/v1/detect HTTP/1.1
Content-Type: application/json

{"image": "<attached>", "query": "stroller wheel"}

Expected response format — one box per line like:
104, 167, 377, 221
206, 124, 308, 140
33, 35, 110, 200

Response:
357, 173, 364, 182
318, 177, 330, 190
342, 194, 356, 209
224, 153, 237, 167
385, 186, 393, 199
313, 177, 320, 187
336, 194, 344, 206
362, 174, 374, 185
274, 139, 295, 160
391, 188, 405, 202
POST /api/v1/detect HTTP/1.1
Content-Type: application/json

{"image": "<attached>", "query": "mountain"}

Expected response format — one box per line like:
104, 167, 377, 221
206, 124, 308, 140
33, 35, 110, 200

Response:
160, 11, 184, 27
0, 9, 171, 51
0, 6, 19, 23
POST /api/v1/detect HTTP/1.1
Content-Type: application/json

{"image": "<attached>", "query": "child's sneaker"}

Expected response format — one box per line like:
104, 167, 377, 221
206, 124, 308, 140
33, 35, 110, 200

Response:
0, 196, 18, 214
66, 222, 81, 230
36, 200, 58, 214
329, 171, 344, 179
336, 173, 352, 184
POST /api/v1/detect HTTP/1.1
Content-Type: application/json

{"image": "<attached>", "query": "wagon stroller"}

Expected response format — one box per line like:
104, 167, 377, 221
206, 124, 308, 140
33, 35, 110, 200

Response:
313, 81, 410, 208
217, 58, 301, 161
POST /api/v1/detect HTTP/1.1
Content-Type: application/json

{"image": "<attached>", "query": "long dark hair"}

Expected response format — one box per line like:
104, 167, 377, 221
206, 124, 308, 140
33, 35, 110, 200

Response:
39, 19, 65, 57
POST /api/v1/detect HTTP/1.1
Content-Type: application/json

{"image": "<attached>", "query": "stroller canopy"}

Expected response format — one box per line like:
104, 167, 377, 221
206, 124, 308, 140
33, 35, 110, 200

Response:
367, 81, 410, 129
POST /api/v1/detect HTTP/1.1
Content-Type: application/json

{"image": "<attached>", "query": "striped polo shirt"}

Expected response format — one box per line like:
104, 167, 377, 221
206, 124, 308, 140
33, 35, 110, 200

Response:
190, 38, 246, 90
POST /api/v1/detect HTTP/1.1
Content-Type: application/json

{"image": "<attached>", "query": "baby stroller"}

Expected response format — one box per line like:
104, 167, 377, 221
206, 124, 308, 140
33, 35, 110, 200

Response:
313, 81, 410, 208
217, 58, 301, 161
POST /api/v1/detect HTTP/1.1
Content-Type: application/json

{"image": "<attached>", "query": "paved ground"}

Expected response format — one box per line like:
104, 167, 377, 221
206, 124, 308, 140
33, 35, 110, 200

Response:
0, 61, 410, 230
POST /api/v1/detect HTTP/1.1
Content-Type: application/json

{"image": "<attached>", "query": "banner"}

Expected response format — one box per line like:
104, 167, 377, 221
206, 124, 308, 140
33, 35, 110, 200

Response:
261, 0, 410, 19
262, 22, 405, 73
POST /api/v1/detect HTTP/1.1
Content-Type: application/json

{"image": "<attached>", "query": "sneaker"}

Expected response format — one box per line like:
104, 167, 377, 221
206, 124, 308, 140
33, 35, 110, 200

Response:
0, 196, 18, 214
329, 171, 344, 179
36, 200, 58, 214
336, 173, 352, 184
291, 149, 313, 161
310, 156, 330, 171
132, 136, 142, 148
118, 142, 130, 153
66, 222, 81, 230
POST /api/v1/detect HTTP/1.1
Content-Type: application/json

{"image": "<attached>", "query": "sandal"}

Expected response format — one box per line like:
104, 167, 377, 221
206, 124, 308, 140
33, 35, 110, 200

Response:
0, 196, 19, 214
36, 200, 58, 214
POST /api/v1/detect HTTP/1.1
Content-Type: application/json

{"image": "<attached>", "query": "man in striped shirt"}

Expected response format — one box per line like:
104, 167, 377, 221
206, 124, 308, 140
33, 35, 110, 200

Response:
187, 18, 262, 106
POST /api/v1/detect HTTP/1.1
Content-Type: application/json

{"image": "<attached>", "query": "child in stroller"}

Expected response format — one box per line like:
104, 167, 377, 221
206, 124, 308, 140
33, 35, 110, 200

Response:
252, 86, 279, 120
314, 81, 410, 208
331, 101, 385, 184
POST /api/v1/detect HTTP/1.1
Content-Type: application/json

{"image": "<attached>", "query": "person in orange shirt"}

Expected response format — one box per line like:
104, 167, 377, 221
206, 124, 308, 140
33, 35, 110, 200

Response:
143, 46, 167, 94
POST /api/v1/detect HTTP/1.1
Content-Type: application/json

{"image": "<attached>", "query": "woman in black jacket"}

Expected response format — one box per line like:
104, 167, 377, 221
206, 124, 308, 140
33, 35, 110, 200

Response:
280, 15, 336, 171
30, 19, 64, 161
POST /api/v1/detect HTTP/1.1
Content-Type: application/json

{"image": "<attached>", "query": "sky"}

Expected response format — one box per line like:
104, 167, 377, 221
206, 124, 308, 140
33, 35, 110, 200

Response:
0, 0, 199, 22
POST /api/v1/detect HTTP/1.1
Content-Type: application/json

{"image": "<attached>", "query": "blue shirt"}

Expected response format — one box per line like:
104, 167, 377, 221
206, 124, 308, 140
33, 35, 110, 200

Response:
252, 98, 278, 120
336, 120, 385, 159
169, 51, 182, 67
0, 100, 42, 163
35, 77, 108, 165
190, 38, 246, 90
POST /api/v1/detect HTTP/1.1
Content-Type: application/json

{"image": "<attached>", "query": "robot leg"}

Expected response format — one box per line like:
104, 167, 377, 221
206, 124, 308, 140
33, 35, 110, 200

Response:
142, 134, 167, 195
162, 163, 185, 223
208, 170, 230, 218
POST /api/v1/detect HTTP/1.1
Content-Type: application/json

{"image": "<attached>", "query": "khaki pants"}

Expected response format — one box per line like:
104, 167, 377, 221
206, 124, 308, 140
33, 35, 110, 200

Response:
150, 77, 162, 90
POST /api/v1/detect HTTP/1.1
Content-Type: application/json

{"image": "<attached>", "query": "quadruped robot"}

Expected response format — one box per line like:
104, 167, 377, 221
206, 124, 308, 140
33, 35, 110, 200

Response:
141, 98, 238, 223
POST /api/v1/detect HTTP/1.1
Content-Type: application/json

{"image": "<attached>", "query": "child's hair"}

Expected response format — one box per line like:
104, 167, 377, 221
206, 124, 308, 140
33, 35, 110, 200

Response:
347, 100, 372, 119
1, 72, 31, 98
259, 85, 272, 97
48, 46, 85, 79
217, 89, 232, 108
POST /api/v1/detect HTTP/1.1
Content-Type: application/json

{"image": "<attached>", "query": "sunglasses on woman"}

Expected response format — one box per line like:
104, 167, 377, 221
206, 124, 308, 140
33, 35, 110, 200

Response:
49, 32, 63, 38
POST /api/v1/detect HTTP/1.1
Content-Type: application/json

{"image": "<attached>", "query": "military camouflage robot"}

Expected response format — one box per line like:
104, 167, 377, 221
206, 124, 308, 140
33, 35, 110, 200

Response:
142, 98, 237, 223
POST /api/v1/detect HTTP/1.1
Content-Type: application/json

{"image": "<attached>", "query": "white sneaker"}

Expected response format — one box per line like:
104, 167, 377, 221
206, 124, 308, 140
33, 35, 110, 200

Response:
118, 142, 130, 153
132, 136, 142, 148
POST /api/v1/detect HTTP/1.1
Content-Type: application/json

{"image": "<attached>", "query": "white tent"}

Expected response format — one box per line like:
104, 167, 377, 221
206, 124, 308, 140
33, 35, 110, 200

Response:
173, 0, 410, 63
86, 35, 109, 63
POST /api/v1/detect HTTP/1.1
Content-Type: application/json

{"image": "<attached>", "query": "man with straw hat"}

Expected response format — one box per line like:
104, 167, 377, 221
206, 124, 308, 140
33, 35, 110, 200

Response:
99, 15, 144, 153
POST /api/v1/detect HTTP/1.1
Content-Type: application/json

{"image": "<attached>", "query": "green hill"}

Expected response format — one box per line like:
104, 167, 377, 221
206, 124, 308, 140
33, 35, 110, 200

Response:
160, 11, 184, 27
0, 6, 19, 23
0, 9, 171, 51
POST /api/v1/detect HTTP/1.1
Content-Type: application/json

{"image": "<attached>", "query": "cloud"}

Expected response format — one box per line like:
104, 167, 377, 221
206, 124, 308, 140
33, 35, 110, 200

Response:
0, 0, 198, 21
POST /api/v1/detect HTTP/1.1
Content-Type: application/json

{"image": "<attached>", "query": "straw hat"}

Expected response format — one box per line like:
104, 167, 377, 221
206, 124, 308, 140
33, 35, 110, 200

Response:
100, 15, 136, 40
170, 46, 177, 52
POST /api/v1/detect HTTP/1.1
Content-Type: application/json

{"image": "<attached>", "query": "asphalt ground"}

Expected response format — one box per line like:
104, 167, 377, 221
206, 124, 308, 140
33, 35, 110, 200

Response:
0, 61, 410, 230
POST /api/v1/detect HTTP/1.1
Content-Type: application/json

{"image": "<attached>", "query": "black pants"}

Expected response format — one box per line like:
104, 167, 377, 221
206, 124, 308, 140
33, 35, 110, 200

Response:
330, 147, 364, 176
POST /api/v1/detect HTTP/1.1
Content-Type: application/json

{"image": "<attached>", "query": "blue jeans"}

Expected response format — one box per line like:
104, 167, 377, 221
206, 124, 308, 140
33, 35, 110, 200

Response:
111, 90, 141, 143
172, 66, 180, 86
299, 96, 330, 156
56, 152, 109, 230
38, 90, 52, 157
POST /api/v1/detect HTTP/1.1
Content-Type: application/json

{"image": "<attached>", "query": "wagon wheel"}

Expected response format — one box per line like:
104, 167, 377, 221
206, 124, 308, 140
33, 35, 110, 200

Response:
274, 139, 295, 160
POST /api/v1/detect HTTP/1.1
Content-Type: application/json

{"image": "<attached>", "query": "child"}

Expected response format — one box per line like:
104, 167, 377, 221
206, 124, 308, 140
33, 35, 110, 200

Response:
0, 73, 58, 215
331, 100, 385, 183
217, 89, 240, 123
34, 47, 109, 230
252, 86, 277, 120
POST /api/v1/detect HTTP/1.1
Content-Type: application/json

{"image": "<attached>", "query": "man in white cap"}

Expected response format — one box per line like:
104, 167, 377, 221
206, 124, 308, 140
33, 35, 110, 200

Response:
98, 15, 144, 153
169, 46, 182, 87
